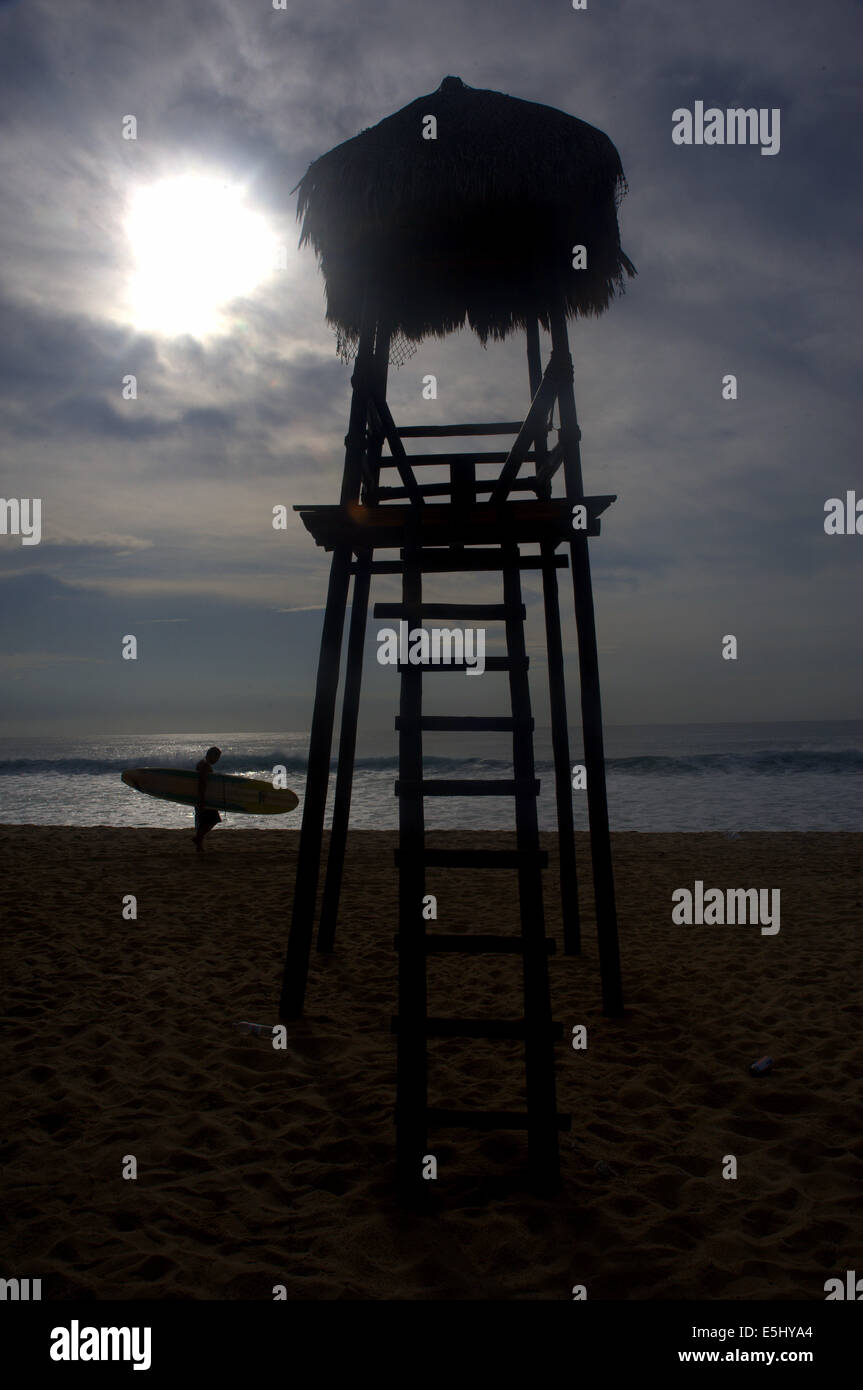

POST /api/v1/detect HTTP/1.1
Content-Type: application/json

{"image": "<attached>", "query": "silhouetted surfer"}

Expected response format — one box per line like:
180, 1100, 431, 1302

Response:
194, 746, 222, 853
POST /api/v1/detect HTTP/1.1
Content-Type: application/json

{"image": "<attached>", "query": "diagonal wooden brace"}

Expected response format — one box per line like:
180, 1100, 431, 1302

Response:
369, 394, 425, 506
488, 362, 562, 504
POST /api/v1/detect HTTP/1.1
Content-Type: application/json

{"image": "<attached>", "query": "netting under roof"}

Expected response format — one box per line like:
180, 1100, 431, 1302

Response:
335, 325, 418, 369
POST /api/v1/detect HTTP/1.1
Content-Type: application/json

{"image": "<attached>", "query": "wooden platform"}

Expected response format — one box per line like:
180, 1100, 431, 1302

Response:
294, 497, 615, 552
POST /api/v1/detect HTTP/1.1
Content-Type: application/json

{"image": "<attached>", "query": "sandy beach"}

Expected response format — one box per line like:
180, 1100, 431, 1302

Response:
1, 825, 861, 1300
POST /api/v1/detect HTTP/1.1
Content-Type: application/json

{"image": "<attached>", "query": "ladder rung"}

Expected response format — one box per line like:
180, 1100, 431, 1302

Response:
396, 421, 527, 438
378, 450, 512, 468
353, 554, 567, 575
374, 603, 524, 621
393, 934, 556, 954
422, 1108, 572, 1132
391, 1017, 564, 1040
377, 479, 538, 500
396, 716, 533, 732
396, 656, 528, 673
394, 779, 539, 797
395, 849, 548, 869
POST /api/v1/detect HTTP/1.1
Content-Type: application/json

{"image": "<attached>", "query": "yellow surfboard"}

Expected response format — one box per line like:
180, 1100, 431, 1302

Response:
121, 768, 299, 815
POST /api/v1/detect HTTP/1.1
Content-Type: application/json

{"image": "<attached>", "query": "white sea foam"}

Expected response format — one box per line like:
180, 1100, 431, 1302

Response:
1, 723, 862, 831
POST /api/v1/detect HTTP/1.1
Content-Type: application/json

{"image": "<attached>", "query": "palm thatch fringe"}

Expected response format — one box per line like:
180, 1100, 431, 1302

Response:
296, 76, 635, 348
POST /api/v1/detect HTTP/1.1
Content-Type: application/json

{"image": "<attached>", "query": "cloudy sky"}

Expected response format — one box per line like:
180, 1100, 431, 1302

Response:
0, 0, 861, 737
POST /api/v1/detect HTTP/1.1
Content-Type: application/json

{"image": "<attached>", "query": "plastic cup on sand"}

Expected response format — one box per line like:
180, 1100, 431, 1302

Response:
749, 1055, 774, 1077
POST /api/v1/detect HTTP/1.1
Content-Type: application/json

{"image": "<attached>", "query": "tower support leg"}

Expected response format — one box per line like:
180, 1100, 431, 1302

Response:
527, 319, 581, 953
540, 543, 581, 955
549, 304, 624, 1016
279, 310, 377, 1016
316, 320, 392, 955
317, 552, 372, 954
279, 543, 353, 1017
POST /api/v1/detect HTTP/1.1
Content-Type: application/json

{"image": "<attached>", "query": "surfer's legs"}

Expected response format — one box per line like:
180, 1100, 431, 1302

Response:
194, 808, 221, 851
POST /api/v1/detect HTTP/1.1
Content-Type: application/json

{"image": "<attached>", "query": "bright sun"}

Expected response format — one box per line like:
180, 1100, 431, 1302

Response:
125, 177, 276, 336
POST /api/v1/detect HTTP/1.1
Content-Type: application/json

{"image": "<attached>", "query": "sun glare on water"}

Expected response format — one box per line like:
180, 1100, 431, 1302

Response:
125, 177, 276, 336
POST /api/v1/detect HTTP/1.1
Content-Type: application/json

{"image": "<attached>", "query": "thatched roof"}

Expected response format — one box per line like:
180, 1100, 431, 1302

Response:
296, 76, 635, 348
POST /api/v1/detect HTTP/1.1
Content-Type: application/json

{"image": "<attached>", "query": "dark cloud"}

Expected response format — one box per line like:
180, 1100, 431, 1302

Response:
0, 0, 861, 730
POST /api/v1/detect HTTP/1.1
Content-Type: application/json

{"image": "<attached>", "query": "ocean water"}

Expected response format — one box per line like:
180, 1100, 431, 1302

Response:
0, 721, 862, 832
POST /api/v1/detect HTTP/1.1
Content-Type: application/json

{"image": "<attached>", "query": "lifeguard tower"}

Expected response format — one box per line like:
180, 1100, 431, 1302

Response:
279, 77, 634, 1192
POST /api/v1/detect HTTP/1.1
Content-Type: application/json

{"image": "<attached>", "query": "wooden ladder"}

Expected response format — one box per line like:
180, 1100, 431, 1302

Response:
377, 533, 570, 1193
